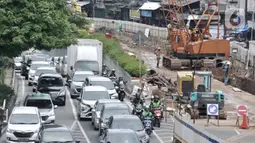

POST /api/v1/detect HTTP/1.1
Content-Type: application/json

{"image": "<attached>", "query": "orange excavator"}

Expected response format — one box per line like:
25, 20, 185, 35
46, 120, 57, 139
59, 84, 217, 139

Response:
162, 0, 230, 70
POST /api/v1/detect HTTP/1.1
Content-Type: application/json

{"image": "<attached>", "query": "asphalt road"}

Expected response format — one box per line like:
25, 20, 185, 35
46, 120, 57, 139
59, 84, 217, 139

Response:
0, 72, 163, 143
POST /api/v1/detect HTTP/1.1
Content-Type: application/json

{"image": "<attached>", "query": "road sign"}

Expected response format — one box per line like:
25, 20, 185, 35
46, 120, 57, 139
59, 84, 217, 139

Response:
207, 104, 219, 116
132, 30, 148, 44
237, 105, 248, 116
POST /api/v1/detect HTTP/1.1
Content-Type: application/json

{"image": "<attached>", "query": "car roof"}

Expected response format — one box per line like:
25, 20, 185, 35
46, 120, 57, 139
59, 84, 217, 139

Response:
31, 61, 50, 64
39, 73, 62, 78
37, 67, 56, 70
108, 129, 136, 134
87, 76, 111, 82
26, 93, 51, 100
104, 103, 129, 109
43, 124, 69, 132
83, 86, 108, 92
111, 115, 139, 120
12, 107, 38, 114
74, 71, 94, 75
97, 99, 120, 104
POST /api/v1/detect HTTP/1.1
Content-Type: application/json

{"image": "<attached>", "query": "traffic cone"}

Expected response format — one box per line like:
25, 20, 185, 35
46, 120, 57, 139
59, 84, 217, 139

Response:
240, 113, 249, 129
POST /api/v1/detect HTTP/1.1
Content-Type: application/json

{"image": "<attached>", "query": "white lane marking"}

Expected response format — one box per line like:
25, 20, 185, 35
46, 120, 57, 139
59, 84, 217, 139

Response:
124, 100, 164, 143
20, 75, 25, 106
234, 129, 240, 135
67, 90, 91, 143
70, 120, 77, 130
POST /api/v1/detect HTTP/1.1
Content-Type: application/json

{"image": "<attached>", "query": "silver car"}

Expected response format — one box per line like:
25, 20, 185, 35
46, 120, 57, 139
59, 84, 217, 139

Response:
76, 86, 110, 120
32, 67, 57, 86
92, 99, 121, 130
28, 61, 51, 86
14, 57, 22, 72
69, 71, 94, 98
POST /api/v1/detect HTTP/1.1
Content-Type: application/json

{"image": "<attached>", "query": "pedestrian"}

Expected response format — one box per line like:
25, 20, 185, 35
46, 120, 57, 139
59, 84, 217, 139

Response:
223, 62, 230, 85
155, 47, 161, 68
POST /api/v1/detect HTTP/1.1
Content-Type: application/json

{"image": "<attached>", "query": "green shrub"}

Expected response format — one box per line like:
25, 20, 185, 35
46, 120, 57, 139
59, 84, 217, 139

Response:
78, 32, 146, 77
0, 84, 14, 102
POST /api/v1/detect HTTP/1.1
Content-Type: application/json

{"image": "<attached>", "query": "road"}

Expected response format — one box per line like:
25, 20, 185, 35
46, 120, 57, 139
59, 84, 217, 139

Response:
0, 73, 163, 143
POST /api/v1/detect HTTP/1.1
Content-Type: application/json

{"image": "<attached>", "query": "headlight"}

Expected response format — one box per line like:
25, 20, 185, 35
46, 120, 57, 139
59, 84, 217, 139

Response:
26, 67, 30, 70
81, 104, 90, 112
48, 111, 55, 116
7, 128, 14, 133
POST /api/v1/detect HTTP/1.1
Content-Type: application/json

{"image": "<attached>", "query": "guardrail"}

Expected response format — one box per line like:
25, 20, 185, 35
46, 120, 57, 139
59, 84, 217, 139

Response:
173, 113, 224, 143
87, 18, 168, 39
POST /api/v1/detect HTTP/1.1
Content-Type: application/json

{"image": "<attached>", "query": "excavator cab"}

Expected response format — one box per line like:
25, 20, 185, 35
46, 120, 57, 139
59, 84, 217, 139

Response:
176, 71, 195, 103
194, 71, 212, 92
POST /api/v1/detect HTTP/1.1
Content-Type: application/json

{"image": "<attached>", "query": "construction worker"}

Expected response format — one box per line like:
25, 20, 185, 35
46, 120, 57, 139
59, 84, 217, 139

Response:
141, 106, 154, 129
223, 62, 230, 85
150, 95, 164, 119
155, 47, 161, 68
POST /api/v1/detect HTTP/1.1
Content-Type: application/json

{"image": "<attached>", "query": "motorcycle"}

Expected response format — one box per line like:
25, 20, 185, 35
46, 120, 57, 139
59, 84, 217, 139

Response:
143, 117, 153, 136
132, 103, 143, 119
153, 108, 161, 127
118, 81, 126, 101
102, 69, 109, 77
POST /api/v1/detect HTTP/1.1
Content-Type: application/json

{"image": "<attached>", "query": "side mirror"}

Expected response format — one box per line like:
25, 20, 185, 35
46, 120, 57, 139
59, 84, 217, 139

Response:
32, 88, 36, 92
54, 105, 58, 109
70, 66, 73, 70
76, 97, 81, 101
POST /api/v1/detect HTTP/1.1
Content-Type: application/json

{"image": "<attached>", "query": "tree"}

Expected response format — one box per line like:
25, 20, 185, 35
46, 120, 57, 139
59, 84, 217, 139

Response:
69, 12, 89, 29
0, 0, 78, 57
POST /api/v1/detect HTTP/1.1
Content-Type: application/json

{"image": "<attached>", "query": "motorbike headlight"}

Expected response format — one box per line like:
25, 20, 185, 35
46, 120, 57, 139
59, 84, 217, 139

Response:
26, 67, 30, 70
7, 128, 14, 133
101, 122, 107, 128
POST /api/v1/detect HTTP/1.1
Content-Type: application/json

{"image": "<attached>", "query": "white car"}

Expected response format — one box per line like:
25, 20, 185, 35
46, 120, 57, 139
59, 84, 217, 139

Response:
32, 67, 57, 85
28, 61, 51, 86
14, 57, 22, 72
76, 86, 110, 120
83, 76, 119, 99
6, 107, 42, 143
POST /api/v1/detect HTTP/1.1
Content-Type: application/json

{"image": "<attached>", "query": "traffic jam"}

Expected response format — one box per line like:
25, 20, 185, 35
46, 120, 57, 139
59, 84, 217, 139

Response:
6, 45, 164, 143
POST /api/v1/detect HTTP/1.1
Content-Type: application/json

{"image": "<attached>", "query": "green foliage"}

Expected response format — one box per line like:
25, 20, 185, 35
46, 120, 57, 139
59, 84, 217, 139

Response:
0, 84, 14, 102
79, 32, 146, 77
68, 12, 89, 29
0, 0, 78, 57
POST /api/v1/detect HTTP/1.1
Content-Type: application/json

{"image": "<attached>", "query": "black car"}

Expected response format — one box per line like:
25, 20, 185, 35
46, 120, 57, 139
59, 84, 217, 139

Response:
40, 124, 80, 143
34, 73, 67, 106
100, 129, 141, 143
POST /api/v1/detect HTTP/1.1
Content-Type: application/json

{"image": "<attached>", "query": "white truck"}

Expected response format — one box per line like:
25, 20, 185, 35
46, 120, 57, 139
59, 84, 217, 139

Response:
67, 39, 103, 77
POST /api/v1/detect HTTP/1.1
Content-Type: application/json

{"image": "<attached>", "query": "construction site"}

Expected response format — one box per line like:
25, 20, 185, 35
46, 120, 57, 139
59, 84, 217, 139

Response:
95, 0, 255, 142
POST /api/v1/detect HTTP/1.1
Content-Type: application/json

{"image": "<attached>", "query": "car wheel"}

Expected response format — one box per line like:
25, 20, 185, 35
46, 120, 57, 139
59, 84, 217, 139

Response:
28, 82, 32, 86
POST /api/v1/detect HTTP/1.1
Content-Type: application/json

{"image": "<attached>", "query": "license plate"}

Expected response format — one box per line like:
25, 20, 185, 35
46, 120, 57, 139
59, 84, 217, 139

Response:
18, 138, 29, 142
202, 94, 214, 98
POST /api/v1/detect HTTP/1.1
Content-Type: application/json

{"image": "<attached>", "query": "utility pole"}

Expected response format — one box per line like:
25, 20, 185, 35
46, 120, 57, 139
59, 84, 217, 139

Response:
252, 11, 254, 41
139, 35, 141, 78
93, 0, 96, 18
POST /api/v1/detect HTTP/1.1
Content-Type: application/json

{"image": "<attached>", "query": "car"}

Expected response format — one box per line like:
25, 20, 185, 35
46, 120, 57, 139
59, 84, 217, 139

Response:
84, 76, 118, 99
14, 57, 22, 72
76, 86, 110, 120
69, 71, 94, 98
32, 67, 57, 86
23, 93, 58, 124
106, 115, 150, 143
39, 124, 80, 143
98, 103, 131, 136
34, 73, 67, 106
6, 107, 42, 143
28, 61, 51, 86
99, 129, 141, 143
92, 99, 121, 130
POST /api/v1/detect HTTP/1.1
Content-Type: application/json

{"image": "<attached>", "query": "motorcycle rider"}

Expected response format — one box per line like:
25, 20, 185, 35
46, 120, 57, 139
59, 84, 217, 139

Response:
102, 64, 108, 75
109, 69, 116, 77
141, 106, 154, 130
150, 95, 164, 119
132, 88, 143, 107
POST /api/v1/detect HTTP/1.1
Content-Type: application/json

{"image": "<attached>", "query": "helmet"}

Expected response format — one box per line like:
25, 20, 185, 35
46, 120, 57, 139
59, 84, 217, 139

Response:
103, 64, 106, 67
157, 47, 161, 50
154, 95, 159, 100
112, 69, 115, 72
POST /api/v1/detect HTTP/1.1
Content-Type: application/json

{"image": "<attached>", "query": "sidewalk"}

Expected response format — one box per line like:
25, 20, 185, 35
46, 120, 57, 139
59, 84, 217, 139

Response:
120, 42, 255, 121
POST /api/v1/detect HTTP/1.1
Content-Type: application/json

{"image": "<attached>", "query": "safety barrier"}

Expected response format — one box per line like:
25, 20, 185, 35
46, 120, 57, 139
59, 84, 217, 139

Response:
173, 113, 223, 143
87, 18, 168, 39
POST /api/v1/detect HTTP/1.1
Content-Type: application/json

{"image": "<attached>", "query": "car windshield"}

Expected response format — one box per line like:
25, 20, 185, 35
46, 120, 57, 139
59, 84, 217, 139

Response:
31, 56, 47, 61
111, 119, 144, 131
109, 133, 140, 143
83, 91, 109, 100
42, 131, 73, 142
103, 109, 129, 119
91, 81, 114, 90
14, 57, 22, 62
39, 77, 63, 87
10, 114, 39, 124
26, 99, 52, 109
75, 61, 99, 72
35, 69, 56, 76
31, 63, 50, 70
73, 74, 92, 82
